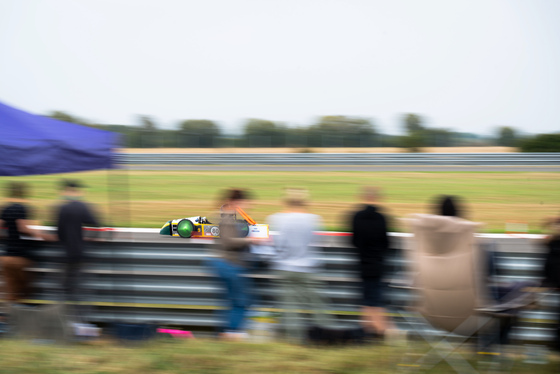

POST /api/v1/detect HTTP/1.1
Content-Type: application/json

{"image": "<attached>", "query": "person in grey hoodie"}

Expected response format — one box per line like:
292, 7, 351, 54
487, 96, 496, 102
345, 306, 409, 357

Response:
267, 188, 333, 343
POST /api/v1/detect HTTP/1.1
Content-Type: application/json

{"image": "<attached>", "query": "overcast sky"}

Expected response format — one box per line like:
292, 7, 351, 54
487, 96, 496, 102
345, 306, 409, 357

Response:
1, 0, 559, 135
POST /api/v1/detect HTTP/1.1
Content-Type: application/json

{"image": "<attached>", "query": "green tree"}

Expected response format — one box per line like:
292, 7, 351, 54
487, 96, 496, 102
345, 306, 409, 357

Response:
139, 115, 157, 131
519, 133, 560, 152
404, 113, 424, 134
178, 119, 222, 147
423, 128, 455, 147
307, 116, 377, 147
285, 126, 309, 147
242, 119, 287, 147
47, 111, 92, 127
399, 133, 425, 152
401, 113, 426, 151
496, 126, 517, 147
137, 115, 159, 147
100, 124, 136, 147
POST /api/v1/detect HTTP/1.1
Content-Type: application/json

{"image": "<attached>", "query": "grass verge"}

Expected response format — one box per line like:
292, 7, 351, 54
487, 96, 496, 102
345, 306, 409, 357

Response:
1, 170, 558, 232
0, 338, 559, 374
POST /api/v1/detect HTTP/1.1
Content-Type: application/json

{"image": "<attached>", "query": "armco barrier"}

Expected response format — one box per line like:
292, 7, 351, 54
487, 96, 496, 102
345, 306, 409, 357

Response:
12, 229, 558, 342
116, 153, 560, 166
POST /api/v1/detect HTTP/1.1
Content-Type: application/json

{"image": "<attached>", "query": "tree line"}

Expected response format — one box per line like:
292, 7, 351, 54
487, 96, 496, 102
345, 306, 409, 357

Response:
46, 111, 559, 152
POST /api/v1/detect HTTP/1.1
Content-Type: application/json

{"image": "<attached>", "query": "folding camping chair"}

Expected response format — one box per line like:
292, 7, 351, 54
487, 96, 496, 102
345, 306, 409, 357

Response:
395, 215, 534, 373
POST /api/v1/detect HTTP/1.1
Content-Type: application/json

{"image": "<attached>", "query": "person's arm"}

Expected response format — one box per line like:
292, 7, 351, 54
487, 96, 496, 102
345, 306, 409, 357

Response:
13, 205, 42, 239
16, 218, 39, 237
18, 217, 56, 241
81, 203, 107, 241
542, 241, 556, 288
309, 214, 325, 249
381, 214, 390, 250
82, 203, 101, 227
220, 219, 252, 251
350, 213, 360, 248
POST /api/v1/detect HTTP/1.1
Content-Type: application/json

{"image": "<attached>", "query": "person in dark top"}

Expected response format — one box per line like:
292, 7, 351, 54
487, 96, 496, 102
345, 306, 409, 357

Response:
542, 216, 560, 351
55, 180, 100, 302
351, 186, 392, 337
0, 182, 41, 303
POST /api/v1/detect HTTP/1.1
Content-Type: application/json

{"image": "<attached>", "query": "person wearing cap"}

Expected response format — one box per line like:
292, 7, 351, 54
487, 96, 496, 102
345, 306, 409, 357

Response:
55, 180, 100, 303
267, 188, 334, 343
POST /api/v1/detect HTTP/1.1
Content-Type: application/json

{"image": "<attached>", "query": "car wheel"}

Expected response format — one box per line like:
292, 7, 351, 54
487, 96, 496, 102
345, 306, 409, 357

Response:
177, 219, 194, 238
236, 220, 250, 237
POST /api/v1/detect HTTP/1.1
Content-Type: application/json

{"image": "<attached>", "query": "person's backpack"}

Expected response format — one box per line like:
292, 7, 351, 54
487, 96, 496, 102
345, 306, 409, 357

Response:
307, 325, 367, 345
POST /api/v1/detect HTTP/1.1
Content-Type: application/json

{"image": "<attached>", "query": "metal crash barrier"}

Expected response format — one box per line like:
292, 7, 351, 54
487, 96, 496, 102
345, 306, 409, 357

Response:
10, 229, 558, 342
117, 153, 560, 166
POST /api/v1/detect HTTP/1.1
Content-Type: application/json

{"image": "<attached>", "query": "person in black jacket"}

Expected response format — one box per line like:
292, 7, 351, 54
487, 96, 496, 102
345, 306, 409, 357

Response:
0, 182, 43, 303
542, 216, 560, 351
351, 186, 392, 337
55, 180, 100, 303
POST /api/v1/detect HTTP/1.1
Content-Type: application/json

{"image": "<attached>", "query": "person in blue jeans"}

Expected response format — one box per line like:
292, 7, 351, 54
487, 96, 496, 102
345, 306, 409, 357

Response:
207, 257, 252, 334
207, 189, 255, 340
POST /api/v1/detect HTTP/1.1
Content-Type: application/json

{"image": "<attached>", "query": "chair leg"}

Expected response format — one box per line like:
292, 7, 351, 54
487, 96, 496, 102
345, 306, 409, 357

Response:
396, 310, 502, 373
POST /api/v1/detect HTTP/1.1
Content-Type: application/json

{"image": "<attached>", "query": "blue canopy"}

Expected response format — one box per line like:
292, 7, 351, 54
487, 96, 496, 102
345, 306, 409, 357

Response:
0, 101, 120, 176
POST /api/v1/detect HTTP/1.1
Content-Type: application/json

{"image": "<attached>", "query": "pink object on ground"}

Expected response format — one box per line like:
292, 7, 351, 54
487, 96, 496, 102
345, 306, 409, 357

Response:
157, 328, 194, 338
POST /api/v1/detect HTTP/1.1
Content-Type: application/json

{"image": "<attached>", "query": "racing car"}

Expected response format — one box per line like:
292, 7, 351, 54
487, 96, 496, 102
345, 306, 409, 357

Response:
159, 207, 269, 239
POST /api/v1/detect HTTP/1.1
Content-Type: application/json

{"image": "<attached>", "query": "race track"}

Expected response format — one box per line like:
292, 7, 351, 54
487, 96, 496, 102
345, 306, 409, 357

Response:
122, 165, 560, 172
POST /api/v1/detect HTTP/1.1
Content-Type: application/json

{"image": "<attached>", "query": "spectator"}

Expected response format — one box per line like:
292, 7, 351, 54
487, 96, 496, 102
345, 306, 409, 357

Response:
0, 182, 41, 304
351, 186, 392, 338
542, 216, 560, 351
55, 180, 100, 303
268, 188, 333, 343
409, 195, 528, 347
207, 189, 254, 340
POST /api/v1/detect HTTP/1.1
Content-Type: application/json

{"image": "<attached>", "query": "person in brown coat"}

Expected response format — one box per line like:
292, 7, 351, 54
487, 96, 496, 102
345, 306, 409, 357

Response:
207, 189, 255, 339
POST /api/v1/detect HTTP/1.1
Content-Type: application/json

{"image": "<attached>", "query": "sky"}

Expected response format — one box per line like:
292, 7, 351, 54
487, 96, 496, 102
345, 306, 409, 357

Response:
1, 0, 559, 135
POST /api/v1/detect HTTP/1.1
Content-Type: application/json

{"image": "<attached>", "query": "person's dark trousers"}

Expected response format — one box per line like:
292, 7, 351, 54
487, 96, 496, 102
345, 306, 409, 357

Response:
207, 258, 252, 332
63, 261, 83, 302
61, 260, 91, 323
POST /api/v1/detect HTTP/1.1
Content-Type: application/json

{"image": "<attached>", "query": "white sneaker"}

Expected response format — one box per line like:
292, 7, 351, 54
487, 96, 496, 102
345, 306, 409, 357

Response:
220, 331, 249, 342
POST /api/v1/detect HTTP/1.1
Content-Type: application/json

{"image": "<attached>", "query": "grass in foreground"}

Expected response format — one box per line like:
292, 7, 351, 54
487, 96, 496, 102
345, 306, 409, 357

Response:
1, 170, 558, 232
0, 338, 559, 374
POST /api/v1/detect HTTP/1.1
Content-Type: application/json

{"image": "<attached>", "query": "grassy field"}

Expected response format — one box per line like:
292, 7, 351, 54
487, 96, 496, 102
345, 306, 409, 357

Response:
1, 170, 558, 232
0, 339, 558, 374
